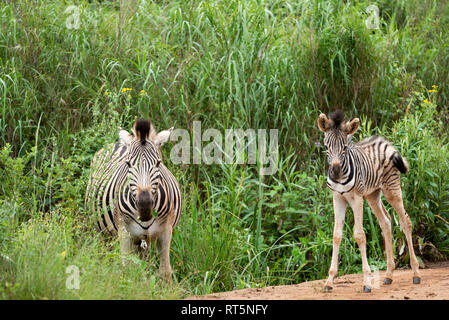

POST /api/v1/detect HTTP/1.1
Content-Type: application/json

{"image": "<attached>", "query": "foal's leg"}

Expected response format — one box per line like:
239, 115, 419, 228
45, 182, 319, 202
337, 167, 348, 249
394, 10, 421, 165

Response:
346, 194, 373, 293
383, 187, 421, 284
365, 190, 395, 284
324, 192, 347, 291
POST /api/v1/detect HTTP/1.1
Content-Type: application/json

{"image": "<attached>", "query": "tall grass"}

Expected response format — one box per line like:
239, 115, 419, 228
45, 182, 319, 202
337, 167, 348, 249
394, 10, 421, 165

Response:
1, 0, 448, 299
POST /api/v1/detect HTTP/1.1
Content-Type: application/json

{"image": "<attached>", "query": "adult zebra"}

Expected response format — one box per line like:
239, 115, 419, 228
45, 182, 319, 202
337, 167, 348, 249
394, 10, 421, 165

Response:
317, 110, 420, 293
85, 119, 181, 280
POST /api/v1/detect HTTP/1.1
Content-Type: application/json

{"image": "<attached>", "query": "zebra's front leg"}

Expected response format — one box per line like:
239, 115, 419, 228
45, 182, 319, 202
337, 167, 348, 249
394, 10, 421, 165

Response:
347, 195, 373, 293
117, 218, 133, 266
156, 226, 173, 282
324, 192, 347, 292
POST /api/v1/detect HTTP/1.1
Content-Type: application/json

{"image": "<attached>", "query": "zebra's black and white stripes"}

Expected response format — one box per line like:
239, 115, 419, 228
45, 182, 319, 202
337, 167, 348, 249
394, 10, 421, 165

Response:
85, 119, 181, 280
324, 133, 409, 197
317, 110, 420, 293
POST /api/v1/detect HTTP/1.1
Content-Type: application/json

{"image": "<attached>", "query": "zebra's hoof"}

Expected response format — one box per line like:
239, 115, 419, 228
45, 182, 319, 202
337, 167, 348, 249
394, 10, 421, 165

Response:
383, 278, 393, 285
324, 286, 333, 292
413, 276, 421, 284
363, 286, 372, 293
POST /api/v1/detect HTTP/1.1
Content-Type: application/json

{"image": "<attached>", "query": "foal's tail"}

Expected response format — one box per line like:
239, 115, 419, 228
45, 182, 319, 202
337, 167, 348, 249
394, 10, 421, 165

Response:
393, 153, 410, 174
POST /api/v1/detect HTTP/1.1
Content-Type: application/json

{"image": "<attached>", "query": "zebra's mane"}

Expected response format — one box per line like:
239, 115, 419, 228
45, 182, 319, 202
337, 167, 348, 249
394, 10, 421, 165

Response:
134, 119, 152, 145
329, 110, 345, 129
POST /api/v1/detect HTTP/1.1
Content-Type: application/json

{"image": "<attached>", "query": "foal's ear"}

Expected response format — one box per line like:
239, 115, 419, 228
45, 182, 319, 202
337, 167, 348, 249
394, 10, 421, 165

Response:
344, 118, 360, 135
317, 113, 330, 132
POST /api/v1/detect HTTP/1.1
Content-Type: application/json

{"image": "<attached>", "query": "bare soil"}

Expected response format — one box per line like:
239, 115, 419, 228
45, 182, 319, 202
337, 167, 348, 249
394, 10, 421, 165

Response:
188, 261, 449, 300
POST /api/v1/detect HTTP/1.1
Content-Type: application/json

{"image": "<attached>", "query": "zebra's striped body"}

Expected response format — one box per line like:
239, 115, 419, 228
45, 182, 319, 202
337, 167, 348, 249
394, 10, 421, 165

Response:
317, 110, 420, 293
325, 135, 408, 197
85, 119, 181, 280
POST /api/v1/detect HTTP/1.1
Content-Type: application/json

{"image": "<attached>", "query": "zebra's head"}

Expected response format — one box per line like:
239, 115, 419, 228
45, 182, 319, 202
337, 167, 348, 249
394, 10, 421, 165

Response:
120, 119, 173, 222
317, 110, 360, 180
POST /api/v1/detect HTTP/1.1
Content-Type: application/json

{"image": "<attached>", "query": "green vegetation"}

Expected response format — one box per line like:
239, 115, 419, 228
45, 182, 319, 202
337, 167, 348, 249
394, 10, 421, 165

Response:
1, 0, 448, 299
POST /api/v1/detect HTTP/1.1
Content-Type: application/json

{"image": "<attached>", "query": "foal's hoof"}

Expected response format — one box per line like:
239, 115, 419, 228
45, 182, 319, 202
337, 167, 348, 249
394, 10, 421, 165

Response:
363, 286, 372, 293
383, 278, 393, 285
324, 286, 333, 292
413, 276, 421, 284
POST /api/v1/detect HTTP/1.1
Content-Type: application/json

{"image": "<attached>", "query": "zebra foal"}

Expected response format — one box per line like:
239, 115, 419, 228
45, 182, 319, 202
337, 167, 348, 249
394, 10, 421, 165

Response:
317, 110, 421, 293
85, 119, 181, 281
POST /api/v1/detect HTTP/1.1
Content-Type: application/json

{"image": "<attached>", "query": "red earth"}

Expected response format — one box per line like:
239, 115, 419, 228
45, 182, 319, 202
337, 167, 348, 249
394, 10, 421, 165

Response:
188, 261, 449, 300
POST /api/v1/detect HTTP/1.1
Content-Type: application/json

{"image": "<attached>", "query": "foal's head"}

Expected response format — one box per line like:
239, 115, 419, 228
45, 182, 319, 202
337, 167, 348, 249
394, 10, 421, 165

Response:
317, 110, 360, 180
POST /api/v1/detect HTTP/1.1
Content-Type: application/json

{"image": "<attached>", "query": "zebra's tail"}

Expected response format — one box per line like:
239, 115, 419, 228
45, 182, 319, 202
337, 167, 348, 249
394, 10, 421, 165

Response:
393, 153, 410, 174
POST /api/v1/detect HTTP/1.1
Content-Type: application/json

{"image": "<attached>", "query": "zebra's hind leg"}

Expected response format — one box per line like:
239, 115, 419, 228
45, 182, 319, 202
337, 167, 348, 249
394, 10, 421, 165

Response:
382, 187, 421, 284
366, 190, 395, 284
156, 226, 173, 282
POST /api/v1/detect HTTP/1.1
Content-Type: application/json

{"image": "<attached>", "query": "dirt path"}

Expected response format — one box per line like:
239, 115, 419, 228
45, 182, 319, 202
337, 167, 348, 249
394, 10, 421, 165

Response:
188, 261, 449, 300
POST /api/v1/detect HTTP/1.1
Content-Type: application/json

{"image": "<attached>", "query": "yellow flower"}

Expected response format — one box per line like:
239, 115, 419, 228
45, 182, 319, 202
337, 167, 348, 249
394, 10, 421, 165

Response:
60, 251, 66, 259
423, 98, 430, 104
432, 85, 438, 88
428, 89, 438, 93
139, 90, 147, 96
121, 88, 133, 93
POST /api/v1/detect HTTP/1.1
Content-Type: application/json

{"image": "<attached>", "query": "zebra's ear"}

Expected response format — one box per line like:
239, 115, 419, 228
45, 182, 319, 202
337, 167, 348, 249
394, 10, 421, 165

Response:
345, 118, 360, 135
153, 127, 173, 148
317, 113, 330, 132
119, 129, 133, 145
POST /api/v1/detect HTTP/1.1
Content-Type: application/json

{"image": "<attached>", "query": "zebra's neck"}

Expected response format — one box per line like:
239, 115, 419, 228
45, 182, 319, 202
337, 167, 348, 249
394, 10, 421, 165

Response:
327, 149, 356, 195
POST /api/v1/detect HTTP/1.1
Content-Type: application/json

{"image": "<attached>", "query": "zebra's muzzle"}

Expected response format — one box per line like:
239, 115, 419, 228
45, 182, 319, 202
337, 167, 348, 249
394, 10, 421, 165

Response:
136, 190, 154, 222
329, 164, 342, 180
